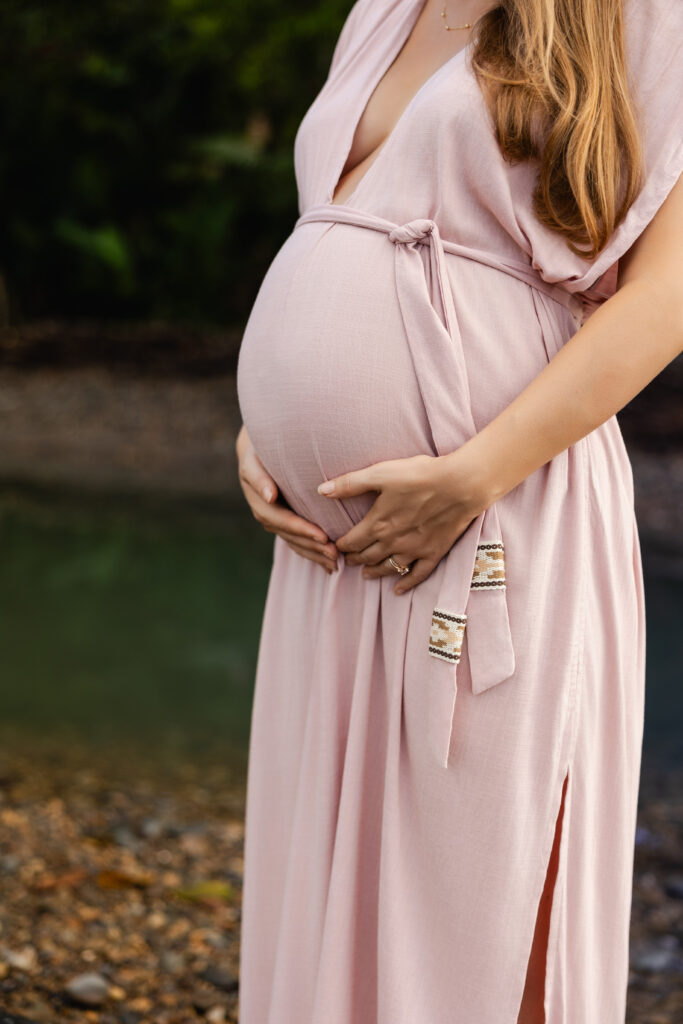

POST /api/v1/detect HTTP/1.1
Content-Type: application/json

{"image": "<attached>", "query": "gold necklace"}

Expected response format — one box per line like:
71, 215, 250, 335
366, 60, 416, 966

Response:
440, 3, 472, 30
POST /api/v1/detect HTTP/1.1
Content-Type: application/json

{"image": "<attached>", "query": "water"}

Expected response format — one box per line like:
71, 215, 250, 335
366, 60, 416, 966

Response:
0, 485, 273, 778
0, 484, 680, 780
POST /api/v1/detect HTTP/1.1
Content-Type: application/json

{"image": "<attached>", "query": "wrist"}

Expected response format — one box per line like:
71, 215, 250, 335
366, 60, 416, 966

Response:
436, 437, 505, 516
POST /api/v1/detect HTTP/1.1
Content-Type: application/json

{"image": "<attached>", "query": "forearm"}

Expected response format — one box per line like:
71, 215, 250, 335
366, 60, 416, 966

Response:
452, 277, 683, 510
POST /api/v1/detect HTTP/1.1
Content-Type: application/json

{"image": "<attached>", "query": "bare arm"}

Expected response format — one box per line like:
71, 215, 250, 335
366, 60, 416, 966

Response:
452, 172, 683, 511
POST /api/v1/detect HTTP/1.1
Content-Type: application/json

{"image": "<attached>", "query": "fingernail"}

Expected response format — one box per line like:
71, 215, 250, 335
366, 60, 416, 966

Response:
317, 480, 335, 495
263, 486, 274, 501
395, 586, 405, 595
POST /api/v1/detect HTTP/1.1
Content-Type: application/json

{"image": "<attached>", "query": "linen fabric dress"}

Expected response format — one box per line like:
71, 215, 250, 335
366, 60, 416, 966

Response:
235, 1, 683, 1020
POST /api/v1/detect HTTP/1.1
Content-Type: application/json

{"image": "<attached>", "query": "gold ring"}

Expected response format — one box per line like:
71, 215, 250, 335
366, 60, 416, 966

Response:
389, 556, 411, 576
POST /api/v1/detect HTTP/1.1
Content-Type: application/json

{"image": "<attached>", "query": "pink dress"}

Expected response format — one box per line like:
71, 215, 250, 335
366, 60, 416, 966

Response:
235, 1, 683, 1020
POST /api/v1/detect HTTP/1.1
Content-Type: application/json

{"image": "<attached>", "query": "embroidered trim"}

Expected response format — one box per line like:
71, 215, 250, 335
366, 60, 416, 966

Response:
471, 542, 506, 589
429, 610, 467, 663
428, 542, 507, 662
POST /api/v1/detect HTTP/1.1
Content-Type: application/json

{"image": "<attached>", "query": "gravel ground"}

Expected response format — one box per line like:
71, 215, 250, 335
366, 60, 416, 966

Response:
0, 737, 245, 1024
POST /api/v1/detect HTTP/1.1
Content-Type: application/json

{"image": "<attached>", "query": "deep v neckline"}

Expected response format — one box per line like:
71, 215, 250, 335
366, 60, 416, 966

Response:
327, 0, 474, 207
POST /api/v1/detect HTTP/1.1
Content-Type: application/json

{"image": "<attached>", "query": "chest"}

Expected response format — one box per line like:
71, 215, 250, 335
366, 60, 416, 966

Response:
332, 1, 483, 203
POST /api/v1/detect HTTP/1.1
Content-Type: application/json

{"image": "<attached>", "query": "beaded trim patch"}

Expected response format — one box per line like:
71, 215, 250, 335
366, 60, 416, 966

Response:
471, 542, 506, 589
429, 543, 506, 663
429, 610, 467, 663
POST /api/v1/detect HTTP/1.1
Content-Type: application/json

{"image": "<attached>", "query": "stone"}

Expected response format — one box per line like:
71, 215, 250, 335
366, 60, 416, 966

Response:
64, 971, 110, 1007
3, 947, 37, 972
663, 874, 683, 900
199, 964, 239, 993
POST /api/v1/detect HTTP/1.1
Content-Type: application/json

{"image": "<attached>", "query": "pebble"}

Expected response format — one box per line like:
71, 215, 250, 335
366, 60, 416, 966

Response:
64, 971, 110, 1007
631, 936, 683, 973
634, 825, 663, 849
168, 821, 209, 839
632, 947, 677, 973
146, 910, 167, 929
3, 946, 37, 972
1, 999, 53, 1024
160, 950, 186, 974
200, 963, 239, 992
128, 996, 153, 1012
191, 989, 217, 1012
140, 817, 164, 839
663, 874, 683, 900
110, 825, 140, 851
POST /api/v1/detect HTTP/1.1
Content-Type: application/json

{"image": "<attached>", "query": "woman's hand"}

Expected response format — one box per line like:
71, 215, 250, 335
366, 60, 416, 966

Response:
236, 424, 339, 574
317, 448, 493, 593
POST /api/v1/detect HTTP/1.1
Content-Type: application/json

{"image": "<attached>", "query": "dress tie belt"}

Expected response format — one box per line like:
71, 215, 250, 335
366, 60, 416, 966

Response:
294, 203, 580, 767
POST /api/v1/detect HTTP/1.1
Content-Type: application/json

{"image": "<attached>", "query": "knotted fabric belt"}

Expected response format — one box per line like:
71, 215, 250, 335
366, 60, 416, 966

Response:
294, 204, 581, 767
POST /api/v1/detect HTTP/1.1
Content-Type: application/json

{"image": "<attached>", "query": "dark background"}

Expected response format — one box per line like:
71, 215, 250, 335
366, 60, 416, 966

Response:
0, 0, 352, 327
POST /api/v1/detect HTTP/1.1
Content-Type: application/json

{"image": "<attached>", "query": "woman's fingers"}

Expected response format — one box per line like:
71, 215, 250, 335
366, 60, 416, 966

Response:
240, 436, 330, 546
344, 541, 387, 567
239, 476, 338, 567
236, 425, 338, 571
241, 476, 330, 546
335, 511, 388, 555
239, 441, 280, 504
237, 429, 442, 586
391, 557, 438, 594
276, 528, 339, 567
358, 554, 440, 594
361, 553, 413, 578
284, 538, 338, 574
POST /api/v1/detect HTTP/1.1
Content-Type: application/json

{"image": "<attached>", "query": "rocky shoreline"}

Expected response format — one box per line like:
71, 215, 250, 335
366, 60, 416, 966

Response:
0, 736, 246, 1024
0, 321, 681, 542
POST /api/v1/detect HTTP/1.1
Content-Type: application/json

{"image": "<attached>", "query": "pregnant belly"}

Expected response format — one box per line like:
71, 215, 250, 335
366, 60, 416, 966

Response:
236, 221, 434, 540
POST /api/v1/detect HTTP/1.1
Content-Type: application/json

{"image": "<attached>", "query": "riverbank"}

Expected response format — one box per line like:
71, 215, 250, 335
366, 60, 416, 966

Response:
0, 322, 681, 543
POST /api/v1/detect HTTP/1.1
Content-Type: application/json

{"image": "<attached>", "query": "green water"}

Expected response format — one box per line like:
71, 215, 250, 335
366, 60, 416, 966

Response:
0, 485, 680, 779
0, 485, 274, 776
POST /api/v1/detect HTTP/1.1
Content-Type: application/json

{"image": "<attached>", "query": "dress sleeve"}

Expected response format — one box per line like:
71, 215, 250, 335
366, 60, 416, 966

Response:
526, 0, 683, 323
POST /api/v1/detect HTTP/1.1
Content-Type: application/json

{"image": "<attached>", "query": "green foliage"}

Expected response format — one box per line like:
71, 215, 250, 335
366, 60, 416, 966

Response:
0, 0, 353, 325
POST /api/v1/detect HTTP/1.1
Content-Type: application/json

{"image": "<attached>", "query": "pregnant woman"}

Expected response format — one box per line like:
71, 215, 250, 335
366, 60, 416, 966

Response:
235, 0, 683, 1021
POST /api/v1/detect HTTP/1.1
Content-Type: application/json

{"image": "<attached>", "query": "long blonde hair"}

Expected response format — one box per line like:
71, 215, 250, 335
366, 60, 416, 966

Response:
470, 0, 644, 259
